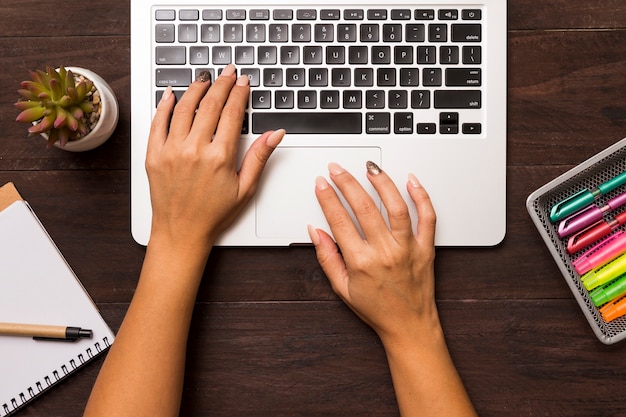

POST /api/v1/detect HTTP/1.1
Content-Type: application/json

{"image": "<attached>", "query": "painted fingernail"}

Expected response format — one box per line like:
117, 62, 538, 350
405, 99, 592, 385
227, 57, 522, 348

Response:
221, 64, 236, 77
159, 86, 172, 104
266, 129, 285, 148
236, 74, 249, 86
195, 71, 211, 83
366, 160, 382, 176
408, 173, 421, 188
328, 162, 345, 176
315, 176, 330, 191
307, 224, 320, 246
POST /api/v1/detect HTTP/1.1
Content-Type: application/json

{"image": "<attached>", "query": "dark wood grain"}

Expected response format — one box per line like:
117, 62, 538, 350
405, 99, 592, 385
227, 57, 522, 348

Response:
2, 0, 626, 416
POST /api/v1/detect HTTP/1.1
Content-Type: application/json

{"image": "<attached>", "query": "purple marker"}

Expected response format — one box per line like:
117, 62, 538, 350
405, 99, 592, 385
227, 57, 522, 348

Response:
558, 190, 626, 238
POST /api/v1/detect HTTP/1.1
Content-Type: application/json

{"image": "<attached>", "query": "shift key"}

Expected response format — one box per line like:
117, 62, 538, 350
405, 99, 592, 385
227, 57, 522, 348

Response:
156, 68, 192, 87
434, 90, 481, 108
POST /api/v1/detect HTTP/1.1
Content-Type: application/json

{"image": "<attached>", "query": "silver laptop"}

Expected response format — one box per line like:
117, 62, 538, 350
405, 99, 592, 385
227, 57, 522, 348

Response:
130, 0, 507, 246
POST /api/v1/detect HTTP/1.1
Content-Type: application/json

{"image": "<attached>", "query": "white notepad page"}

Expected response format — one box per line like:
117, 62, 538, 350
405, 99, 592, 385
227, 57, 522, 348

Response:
0, 201, 115, 416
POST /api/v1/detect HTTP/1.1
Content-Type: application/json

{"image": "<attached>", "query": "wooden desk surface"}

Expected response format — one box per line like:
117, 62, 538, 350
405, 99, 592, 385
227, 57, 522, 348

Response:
2, 1, 626, 415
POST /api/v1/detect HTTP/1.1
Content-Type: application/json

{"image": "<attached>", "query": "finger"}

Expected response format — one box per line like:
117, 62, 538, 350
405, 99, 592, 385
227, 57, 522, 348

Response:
307, 225, 351, 301
147, 86, 175, 157
365, 161, 413, 240
211, 74, 251, 155
237, 129, 285, 201
167, 72, 212, 140
188, 64, 238, 143
314, 173, 363, 249
407, 174, 437, 248
327, 163, 389, 242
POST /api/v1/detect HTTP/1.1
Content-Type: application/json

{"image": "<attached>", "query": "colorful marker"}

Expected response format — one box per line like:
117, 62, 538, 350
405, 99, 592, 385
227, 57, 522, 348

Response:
581, 252, 626, 291
590, 272, 626, 307
558, 191, 626, 238
550, 170, 626, 222
600, 296, 626, 322
567, 211, 626, 254
572, 231, 626, 275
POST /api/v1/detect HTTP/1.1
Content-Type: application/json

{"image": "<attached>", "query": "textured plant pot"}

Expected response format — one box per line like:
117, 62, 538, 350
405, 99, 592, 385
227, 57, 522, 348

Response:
45, 67, 119, 152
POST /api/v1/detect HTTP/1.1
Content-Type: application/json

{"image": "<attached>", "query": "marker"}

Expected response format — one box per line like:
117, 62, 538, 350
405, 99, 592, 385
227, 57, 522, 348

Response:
550, 170, 626, 222
590, 272, 626, 307
581, 252, 626, 291
558, 191, 626, 238
572, 232, 626, 275
567, 211, 626, 254
600, 296, 626, 322
0, 322, 93, 341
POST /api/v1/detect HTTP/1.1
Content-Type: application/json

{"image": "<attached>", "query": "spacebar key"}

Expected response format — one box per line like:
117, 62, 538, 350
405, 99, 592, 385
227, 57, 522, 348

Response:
252, 112, 362, 134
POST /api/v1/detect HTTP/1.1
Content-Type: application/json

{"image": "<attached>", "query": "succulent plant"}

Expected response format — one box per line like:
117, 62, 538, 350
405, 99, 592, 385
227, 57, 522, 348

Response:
15, 66, 97, 147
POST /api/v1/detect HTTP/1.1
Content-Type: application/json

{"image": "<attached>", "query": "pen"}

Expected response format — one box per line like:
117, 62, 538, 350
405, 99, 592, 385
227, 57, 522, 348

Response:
567, 211, 626, 254
0, 322, 93, 341
572, 231, 626, 275
589, 272, 626, 307
558, 190, 626, 238
600, 296, 626, 323
581, 252, 626, 291
550, 170, 626, 222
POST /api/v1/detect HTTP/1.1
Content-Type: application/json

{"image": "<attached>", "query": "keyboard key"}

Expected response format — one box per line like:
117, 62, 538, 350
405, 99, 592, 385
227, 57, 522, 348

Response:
368, 10, 387, 20
360, 24, 379, 42
190, 46, 209, 65
292, 24, 312, 42
202, 9, 222, 20
391, 9, 411, 20
250, 9, 270, 20
224, 24, 243, 42
462, 123, 482, 134
246, 23, 266, 42
349, 46, 368, 64
269, 24, 288, 42
252, 112, 362, 134
201, 24, 220, 42
273, 9, 293, 20
155, 24, 175, 43
417, 46, 436, 64
440, 46, 459, 64
377, 68, 396, 86
344, 9, 364, 20
155, 68, 192, 87
446, 68, 481, 87
275, 91, 294, 109
332, 68, 351, 86
417, 123, 436, 134
439, 9, 459, 20
394, 113, 413, 133
462, 46, 482, 64
320, 9, 340, 20
434, 90, 481, 108
400, 68, 419, 86
452, 24, 481, 42
280, 46, 300, 64
298, 91, 317, 108
178, 24, 198, 42
389, 90, 407, 108
354, 68, 374, 86
320, 90, 340, 109
406, 24, 425, 42
423, 68, 442, 86
343, 90, 362, 109
226, 9, 246, 20
338, 24, 357, 42
241, 68, 260, 86
303, 46, 323, 64
315, 24, 335, 42
366, 90, 385, 108
309, 68, 328, 86
297, 9, 317, 20
180, 9, 199, 21
440, 112, 458, 134
252, 91, 271, 108
411, 90, 430, 108
263, 68, 283, 86
155, 10, 176, 21
429, 24, 447, 42
326, 46, 345, 64
383, 24, 402, 42
212, 46, 231, 64
156, 46, 186, 64
235, 46, 254, 64
258, 46, 277, 64
415, 9, 435, 20
366, 112, 391, 134
286, 68, 305, 86
462, 9, 482, 20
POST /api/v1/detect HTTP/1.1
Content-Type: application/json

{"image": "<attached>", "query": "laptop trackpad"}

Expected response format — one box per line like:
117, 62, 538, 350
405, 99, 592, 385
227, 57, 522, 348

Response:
255, 146, 382, 243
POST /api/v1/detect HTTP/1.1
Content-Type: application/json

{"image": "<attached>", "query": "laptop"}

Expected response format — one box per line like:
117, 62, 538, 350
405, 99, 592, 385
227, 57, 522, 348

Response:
130, 0, 507, 246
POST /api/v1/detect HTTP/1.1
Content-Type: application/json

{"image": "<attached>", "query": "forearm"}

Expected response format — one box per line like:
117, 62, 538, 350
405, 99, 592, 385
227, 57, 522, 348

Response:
84, 238, 210, 417
382, 322, 477, 417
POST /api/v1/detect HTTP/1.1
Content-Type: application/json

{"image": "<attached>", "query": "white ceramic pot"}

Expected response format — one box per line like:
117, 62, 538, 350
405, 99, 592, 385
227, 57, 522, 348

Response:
46, 67, 119, 152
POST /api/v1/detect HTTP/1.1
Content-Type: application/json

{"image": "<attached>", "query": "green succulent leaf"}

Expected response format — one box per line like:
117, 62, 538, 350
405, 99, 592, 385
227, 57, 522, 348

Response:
16, 106, 46, 123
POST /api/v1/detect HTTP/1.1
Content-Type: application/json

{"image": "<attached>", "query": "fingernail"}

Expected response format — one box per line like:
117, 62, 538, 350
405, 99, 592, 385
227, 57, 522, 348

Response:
221, 64, 236, 77
195, 70, 211, 83
315, 176, 330, 191
366, 160, 382, 176
307, 225, 320, 246
159, 86, 172, 105
408, 173, 421, 188
328, 162, 345, 176
266, 129, 285, 148
236, 74, 249, 86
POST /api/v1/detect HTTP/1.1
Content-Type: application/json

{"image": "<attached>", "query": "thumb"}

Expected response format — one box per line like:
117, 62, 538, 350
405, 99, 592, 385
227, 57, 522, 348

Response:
237, 129, 286, 199
308, 225, 350, 300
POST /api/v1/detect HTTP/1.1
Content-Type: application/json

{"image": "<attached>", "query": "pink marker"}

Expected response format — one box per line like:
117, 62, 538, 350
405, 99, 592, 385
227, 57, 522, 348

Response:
572, 231, 626, 275
558, 191, 626, 238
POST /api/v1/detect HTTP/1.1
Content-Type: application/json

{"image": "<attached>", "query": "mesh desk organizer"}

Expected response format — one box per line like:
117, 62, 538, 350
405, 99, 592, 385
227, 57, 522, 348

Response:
527, 137, 626, 345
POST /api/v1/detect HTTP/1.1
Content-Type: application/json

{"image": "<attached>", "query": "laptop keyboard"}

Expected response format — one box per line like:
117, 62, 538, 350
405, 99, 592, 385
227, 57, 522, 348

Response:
153, 6, 484, 135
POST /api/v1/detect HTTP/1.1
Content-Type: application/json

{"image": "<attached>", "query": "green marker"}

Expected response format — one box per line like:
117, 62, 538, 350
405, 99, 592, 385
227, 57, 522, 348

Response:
550, 170, 626, 223
590, 273, 626, 307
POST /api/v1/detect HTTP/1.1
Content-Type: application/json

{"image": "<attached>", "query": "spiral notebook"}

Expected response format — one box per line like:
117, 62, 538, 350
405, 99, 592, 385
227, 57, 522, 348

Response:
0, 183, 115, 416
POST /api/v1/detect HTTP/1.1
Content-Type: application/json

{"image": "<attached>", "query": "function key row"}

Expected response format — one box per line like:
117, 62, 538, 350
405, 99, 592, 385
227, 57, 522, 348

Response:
156, 8, 482, 22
